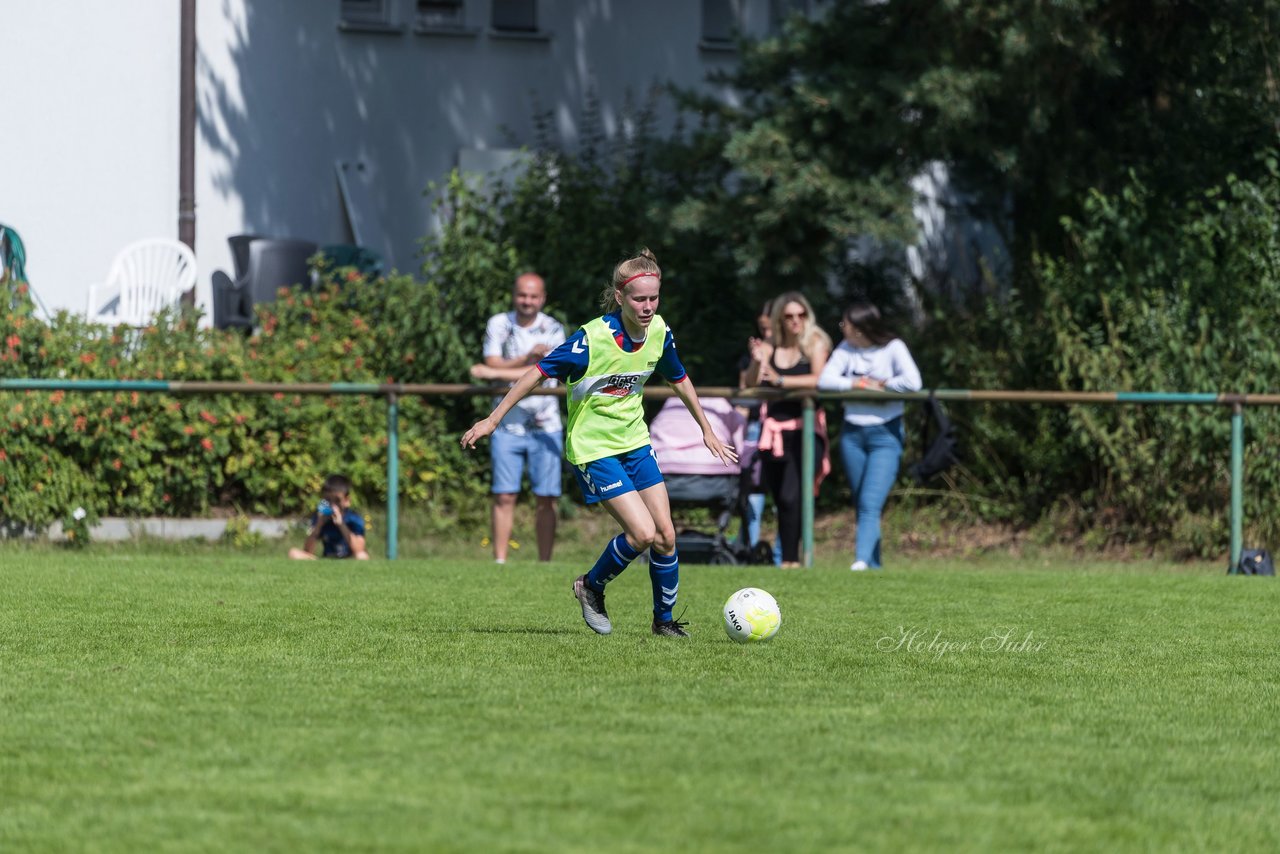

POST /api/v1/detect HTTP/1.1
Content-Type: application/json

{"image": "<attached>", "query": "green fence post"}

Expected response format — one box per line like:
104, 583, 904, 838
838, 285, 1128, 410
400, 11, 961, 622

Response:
801, 395, 815, 568
386, 392, 400, 561
1229, 401, 1243, 574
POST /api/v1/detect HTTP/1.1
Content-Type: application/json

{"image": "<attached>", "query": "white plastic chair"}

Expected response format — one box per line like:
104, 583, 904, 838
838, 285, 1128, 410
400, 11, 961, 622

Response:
87, 238, 197, 326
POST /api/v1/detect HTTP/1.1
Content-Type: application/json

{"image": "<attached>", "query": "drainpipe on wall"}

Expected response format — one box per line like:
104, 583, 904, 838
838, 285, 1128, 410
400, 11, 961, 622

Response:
179, 0, 197, 253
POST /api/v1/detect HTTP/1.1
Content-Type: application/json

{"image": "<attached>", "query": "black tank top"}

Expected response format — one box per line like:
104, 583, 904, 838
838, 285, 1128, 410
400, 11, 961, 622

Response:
768, 352, 810, 421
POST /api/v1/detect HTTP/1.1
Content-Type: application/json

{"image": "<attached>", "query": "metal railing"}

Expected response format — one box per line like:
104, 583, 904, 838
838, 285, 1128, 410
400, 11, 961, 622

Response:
0, 379, 1264, 571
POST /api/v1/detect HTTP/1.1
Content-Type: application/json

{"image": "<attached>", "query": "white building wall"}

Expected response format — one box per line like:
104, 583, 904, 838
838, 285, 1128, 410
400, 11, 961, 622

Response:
2, 0, 776, 318
193, 0, 754, 311
0, 1, 180, 318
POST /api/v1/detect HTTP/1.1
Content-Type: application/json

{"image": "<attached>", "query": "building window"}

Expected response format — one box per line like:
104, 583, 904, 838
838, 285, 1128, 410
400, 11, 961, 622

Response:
417, 0, 464, 29
341, 0, 392, 26
771, 0, 809, 32
492, 0, 537, 33
702, 0, 743, 46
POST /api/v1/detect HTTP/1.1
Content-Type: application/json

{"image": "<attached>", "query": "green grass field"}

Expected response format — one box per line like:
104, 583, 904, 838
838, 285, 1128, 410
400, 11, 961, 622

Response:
2, 553, 1278, 852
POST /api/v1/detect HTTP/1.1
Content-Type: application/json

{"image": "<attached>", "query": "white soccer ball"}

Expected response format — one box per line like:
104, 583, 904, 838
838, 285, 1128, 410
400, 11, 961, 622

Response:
723, 587, 781, 643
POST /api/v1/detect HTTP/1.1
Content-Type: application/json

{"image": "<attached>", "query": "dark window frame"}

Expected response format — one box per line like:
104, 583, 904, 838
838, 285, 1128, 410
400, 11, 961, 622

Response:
701, 0, 743, 50
339, 0, 403, 34
491, 0, 537, 33
416, 0, 466, 29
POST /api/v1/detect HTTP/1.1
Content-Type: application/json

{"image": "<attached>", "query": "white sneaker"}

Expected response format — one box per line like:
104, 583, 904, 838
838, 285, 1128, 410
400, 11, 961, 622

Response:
850, 561, 869, 572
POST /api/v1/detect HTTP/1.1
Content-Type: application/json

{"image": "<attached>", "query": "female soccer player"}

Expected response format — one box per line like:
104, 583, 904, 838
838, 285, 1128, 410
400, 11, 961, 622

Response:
461, 248, 737, 637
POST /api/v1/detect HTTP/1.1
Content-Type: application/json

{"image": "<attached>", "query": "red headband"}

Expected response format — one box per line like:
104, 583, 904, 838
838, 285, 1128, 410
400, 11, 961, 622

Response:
621, 271, 660, 286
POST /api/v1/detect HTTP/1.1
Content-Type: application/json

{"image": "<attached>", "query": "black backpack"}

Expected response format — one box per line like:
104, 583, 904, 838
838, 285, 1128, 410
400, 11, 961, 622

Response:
906, 393, 960, 485
1234, 549, 1275, 576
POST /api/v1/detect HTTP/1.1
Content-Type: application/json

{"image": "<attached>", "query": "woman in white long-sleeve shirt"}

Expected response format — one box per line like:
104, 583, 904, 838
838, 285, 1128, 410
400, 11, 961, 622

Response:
817, 302, 922, 571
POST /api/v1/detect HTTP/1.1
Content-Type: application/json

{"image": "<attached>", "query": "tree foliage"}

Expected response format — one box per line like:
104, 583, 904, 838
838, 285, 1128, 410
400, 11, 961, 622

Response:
676, 0, 1280, 296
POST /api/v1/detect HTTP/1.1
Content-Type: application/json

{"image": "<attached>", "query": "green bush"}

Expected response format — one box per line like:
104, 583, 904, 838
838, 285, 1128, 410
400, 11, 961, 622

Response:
0, 270, 488, 531
916, 164, 1280, 555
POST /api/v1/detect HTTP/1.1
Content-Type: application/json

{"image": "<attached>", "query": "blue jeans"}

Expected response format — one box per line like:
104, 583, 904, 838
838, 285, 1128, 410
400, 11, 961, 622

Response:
839, 418, 903, 568
737, 420, 766, 547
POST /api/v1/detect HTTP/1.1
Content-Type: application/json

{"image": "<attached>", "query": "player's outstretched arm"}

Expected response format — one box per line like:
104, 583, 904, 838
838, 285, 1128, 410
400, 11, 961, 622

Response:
670, 378, 739, 467
471, 363, 534, 382
461, 366, 547, 449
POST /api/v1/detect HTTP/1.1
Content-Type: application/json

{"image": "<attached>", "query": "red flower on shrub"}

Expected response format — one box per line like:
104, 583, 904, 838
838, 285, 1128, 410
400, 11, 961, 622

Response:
107, 357, 119, 368
73, 416, 87, 432
162, 493, 171, 503
49, 391, 64, 405
200, 410, 217, 425
79, 353, 96, 365
112, 459, 122, 470
169, 402, 182, 411
234, 414, 247, 425
5, 335, 19, 348
130, 429, 139, 440
200, 438, 214, 452
120, 415, 131, 425
272, 392, 284, 400
130, 392, 140, 406
183, 425, 195, 435
0, 449, 7, 461
345, 271, 361, 283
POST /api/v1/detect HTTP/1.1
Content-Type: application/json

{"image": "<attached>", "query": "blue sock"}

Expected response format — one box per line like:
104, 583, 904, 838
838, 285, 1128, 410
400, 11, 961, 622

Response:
649, 549, 679, 622
586, 534, 641, 591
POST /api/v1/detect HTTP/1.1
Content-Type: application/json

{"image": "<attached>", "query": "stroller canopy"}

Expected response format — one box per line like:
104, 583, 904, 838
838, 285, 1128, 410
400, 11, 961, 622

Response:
649, 397, 745, 476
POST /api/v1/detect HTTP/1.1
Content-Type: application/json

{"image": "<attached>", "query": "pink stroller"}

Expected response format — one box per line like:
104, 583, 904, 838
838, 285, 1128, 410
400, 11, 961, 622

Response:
649, 397, 747, 564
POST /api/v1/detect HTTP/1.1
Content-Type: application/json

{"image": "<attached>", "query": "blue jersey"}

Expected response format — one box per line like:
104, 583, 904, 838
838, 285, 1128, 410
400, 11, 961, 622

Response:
537, 312, 687, 384
309, 508, 367, 558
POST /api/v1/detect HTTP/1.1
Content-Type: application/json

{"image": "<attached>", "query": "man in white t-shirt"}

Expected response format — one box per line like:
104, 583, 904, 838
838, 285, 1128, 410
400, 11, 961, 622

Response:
469, 273, 565, 563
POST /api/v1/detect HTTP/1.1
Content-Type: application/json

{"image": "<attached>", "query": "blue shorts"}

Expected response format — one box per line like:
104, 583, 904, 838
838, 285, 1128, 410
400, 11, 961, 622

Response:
572, 444, 665, 505
491, 429, 563, 497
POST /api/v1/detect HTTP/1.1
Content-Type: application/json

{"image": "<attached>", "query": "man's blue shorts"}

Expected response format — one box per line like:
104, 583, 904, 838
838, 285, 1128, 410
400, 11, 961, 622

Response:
572, 444, 665, 505
491, 429, 563, 496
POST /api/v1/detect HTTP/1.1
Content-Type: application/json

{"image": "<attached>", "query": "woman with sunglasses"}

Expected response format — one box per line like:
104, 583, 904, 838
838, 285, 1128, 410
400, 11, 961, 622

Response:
742, 291, 832, 567
818, 301, 921, 571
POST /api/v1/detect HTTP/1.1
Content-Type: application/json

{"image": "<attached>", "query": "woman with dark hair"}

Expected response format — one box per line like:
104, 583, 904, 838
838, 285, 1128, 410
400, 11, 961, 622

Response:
818, 301, 921, 571
736, 300, 773, 553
